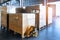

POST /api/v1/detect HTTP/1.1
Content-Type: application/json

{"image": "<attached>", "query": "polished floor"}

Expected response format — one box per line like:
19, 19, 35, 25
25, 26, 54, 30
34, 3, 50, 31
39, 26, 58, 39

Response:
0, 17, 60, 40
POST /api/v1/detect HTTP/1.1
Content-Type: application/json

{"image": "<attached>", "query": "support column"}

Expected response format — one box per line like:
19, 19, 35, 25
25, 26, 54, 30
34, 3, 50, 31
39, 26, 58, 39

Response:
43, 0, 48, 26
46, 5, 48, 26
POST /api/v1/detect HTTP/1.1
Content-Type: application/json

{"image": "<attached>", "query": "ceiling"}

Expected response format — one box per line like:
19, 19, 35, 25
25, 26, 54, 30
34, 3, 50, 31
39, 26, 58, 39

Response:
1, 0, 42, 7
0, 0, 59, 6
0, 0, 10, 4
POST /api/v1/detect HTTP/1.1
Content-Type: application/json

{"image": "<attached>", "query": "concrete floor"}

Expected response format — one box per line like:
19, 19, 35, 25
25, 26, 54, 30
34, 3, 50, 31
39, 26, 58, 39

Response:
0, 17, 60, 40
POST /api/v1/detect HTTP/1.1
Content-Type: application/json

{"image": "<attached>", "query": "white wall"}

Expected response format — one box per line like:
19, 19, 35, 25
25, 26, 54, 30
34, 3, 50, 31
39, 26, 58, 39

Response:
56, 2, 60, 16
48, 1, 60, 17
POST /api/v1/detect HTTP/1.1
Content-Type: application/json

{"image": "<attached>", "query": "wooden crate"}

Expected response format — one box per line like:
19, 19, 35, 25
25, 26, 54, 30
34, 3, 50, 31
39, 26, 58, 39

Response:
9, 13, 36, 38
9, 14, 22, 34
1, 6, 7, 27
16, 5, 40, 30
